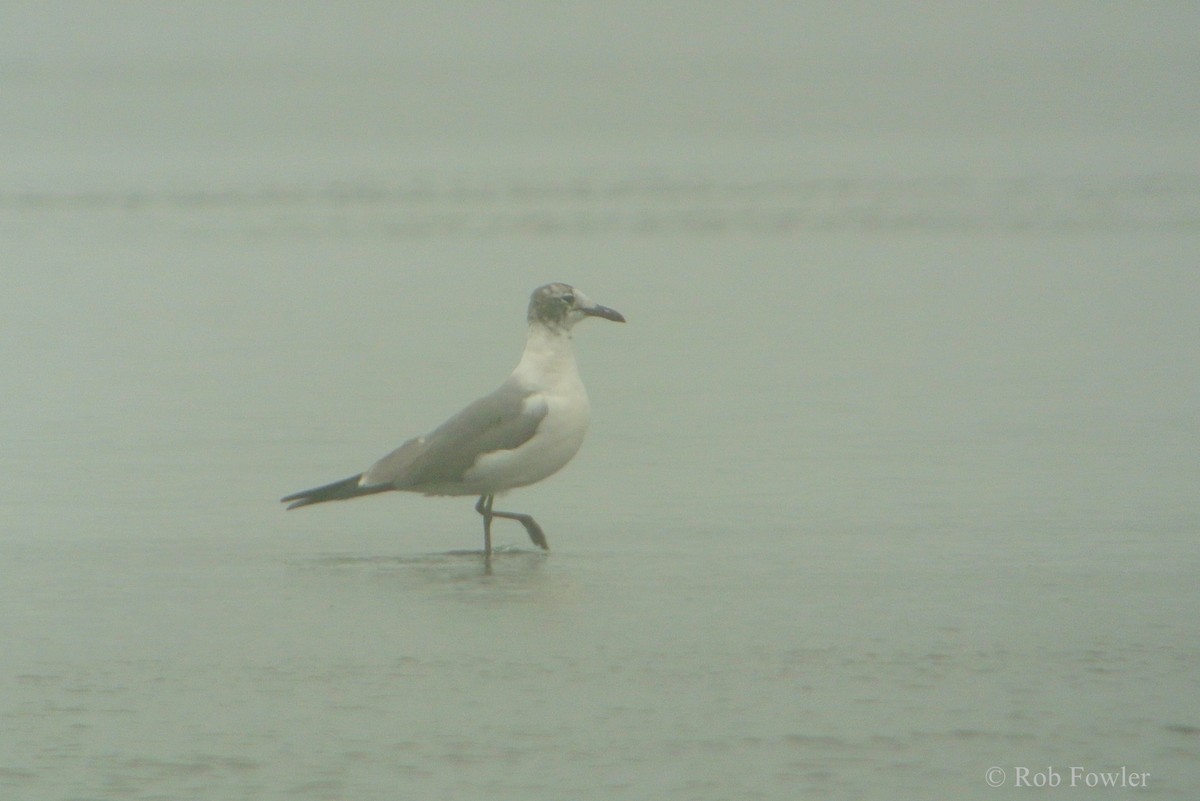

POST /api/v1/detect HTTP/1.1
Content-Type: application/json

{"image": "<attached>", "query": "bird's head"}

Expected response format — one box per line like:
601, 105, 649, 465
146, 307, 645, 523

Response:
527, 283, 625, 331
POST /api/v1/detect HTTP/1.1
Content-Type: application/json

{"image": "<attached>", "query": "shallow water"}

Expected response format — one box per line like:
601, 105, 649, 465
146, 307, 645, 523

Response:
3, 6, 1200, 800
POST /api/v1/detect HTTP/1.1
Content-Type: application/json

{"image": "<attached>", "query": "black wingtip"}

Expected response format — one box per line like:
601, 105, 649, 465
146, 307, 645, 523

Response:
280, 473, 372, 509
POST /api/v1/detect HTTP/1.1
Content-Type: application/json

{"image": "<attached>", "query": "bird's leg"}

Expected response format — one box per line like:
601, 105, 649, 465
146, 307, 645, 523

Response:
474, 495, 549, 551
475, 494, 494, 559
488, 507, 549, 551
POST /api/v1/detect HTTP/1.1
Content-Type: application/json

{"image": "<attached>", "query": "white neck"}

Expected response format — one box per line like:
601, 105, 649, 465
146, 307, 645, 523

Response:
511, 321, 581, 390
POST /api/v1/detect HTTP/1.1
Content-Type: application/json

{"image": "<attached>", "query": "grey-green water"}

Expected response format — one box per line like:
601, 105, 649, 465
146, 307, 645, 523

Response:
3, 5, 1199, 799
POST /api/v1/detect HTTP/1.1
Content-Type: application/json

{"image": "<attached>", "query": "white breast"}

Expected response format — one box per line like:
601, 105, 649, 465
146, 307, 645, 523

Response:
464, 383, 590, 492
459, 321, 593, 493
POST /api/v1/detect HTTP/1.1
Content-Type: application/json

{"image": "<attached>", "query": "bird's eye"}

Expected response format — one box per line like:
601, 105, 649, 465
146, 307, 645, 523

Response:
561, 293, 575, 306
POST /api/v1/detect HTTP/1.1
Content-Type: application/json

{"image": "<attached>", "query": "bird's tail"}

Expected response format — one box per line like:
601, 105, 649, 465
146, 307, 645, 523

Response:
281, 474, 387, 510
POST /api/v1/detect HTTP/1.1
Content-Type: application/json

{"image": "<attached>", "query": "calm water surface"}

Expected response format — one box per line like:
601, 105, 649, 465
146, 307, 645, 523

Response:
4, 172, 1198, 800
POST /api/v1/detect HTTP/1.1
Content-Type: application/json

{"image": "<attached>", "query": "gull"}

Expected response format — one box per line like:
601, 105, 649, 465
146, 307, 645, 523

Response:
281, 283, 625, 558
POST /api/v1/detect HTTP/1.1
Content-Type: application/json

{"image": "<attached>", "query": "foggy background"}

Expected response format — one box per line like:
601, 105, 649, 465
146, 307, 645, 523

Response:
5, 2, 1198, 182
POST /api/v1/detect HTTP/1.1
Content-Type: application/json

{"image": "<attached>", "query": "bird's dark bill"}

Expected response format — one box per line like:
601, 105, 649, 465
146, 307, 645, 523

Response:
585, 305, 625, 323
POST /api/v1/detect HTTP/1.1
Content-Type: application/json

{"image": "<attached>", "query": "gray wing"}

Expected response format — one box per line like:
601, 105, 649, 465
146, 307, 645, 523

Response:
361, 378, 547, 490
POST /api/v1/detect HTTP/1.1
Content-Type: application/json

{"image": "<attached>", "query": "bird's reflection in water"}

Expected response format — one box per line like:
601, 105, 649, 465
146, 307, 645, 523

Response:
292, 547, 553, 594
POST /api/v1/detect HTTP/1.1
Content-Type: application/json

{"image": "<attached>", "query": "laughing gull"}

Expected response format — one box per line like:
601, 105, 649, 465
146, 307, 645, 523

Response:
281, 283, 624, 557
